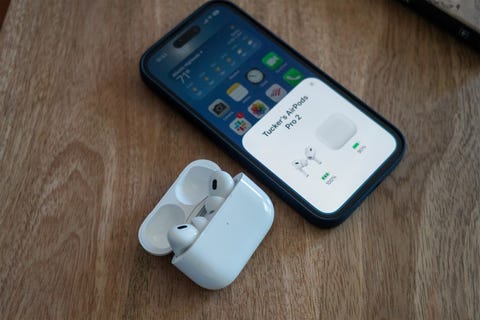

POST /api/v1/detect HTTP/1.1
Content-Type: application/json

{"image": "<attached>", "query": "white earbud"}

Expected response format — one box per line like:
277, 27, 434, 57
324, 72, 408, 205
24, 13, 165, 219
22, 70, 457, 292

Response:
209, 171, 235, 197
168, 172, 235, 256
305, 146, 321, 164
167, 224, 199, 256
167, 215, 209, 256
191, 216, 208, 232
292, 159, 309, 177
205, 196, 226, 215
204, 171, 235, 215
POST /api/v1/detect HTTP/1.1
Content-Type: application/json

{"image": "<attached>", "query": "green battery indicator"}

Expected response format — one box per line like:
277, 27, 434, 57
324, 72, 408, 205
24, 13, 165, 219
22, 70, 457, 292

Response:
321, 172, 330, 181
352, 142, 360, 149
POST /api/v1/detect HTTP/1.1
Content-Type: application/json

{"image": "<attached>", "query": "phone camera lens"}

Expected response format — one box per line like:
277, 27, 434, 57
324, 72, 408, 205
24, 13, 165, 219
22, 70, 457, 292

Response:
174, 25, 201, 48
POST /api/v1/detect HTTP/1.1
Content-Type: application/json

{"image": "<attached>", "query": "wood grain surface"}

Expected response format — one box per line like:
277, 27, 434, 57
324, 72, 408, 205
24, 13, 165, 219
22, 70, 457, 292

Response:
0, 0, 9, 29
1, 0, 479, 319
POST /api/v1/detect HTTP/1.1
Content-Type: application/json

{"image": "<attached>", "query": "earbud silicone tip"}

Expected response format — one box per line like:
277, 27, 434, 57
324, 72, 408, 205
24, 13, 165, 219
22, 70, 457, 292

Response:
205, 195, 225, 214
191, 216, 208, 231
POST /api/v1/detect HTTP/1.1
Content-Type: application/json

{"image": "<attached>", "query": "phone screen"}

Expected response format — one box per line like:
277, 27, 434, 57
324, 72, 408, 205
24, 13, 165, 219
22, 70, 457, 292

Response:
143, 2, 401, 215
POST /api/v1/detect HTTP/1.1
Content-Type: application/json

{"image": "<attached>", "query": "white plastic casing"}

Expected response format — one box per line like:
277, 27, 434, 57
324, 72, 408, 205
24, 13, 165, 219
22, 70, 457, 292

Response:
138, 159, 274, 290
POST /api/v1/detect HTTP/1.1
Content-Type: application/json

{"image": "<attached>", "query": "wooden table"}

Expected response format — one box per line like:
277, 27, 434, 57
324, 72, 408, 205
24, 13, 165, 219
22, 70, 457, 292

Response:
1, 1, 479, 318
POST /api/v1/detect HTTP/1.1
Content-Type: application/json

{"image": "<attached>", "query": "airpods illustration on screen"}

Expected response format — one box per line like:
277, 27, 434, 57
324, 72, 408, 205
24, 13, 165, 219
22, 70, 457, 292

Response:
292, 159, 309, 177
305, 146, 322, 164
292, 146, 322, 177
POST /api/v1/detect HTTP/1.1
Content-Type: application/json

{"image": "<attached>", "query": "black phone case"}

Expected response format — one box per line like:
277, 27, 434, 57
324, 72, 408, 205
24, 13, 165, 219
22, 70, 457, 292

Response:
139, 1, 406, 227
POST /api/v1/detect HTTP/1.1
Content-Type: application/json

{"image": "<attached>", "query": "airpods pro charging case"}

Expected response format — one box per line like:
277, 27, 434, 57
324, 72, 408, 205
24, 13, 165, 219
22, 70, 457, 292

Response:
138, 160, 274, 290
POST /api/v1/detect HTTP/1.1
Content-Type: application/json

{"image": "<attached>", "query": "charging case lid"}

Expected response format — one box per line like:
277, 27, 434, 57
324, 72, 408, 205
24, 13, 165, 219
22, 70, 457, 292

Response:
138, 160, 221, 255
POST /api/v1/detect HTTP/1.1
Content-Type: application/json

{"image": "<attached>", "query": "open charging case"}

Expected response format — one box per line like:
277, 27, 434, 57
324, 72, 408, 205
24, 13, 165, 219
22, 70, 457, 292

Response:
138, 160, 274, 290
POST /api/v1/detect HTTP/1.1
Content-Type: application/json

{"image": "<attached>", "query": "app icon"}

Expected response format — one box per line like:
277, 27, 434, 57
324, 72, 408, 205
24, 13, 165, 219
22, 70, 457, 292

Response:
262, 52, 283, 70
208, 99, 230, 118
229, 112, 251, 135
246, 68, 264, 84
227, 82, 249, 102
283, 68, 303, 86
248, 100, 269, 119
265, 83, 287, 102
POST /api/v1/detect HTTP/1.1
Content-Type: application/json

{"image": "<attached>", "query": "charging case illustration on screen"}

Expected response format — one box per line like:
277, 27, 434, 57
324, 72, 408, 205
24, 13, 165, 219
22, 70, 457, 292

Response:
138, 159, 274, 290
316, 113, 357, 150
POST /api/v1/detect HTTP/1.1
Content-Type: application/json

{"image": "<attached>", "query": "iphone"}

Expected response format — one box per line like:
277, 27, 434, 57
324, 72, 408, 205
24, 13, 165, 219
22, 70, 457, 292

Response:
140, 1, 405, 227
